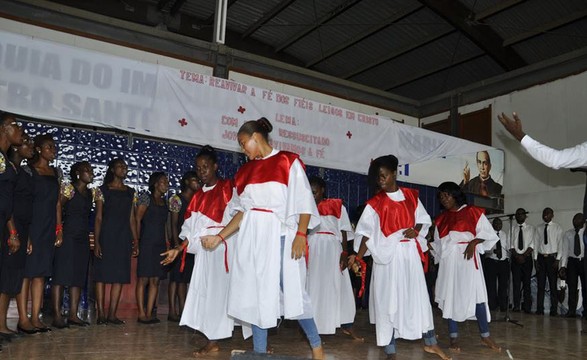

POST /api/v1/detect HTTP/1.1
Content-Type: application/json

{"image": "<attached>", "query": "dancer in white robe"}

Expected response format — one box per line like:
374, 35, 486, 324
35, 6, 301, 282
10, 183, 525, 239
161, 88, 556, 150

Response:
161, 146, 235, 356
306, 176, 361, 339
350, 155, 450, 360
433, 181, 501, 353
200, 118, 324, 359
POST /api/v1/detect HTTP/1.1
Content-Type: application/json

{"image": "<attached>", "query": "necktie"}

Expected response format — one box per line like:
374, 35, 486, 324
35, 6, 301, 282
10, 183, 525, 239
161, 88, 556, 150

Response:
495, 231, 503, 259
575, 229, 582, 257
518, 225, 524, 250
544, 223, 549, 245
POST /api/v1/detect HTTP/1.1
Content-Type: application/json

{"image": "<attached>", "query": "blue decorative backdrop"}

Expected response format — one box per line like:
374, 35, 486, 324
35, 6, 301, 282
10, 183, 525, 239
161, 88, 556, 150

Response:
23, 120, 445, 222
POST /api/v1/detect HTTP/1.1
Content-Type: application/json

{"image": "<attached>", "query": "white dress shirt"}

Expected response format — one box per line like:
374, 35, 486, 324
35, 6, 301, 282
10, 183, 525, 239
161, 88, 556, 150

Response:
521, 135, 587, 169
535, 221, 563, 260
560, 227, 585, 267
485, 229, 510, 261
510, 222, 536, 255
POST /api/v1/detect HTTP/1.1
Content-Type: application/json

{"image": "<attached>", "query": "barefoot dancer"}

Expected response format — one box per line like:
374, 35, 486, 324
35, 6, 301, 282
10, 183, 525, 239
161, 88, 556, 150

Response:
433, 182, 501, 352
307, 176, 362, 341
199, 118, 324, 359
161, 146, 235, 356
350, 155, 450, 360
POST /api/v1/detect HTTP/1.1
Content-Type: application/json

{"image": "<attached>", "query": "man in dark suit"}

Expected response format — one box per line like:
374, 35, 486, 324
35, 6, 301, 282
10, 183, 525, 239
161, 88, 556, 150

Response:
460, 151, 503, 197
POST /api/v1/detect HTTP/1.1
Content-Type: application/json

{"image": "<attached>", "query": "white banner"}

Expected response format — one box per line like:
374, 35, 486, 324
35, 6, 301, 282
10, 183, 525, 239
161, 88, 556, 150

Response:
0, 29, 495, 179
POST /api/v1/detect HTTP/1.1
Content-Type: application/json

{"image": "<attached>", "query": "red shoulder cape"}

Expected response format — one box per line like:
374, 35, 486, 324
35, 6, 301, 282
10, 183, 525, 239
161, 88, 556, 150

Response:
317, 198, 342, 218
366, 187, 419, 237
234, 151, 304, 195
185, 178, 234, 224
434, 205, 485, 238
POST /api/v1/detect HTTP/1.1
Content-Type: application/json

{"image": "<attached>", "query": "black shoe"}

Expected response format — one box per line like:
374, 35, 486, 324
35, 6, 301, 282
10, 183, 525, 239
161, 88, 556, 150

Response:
107, 318, 125, 325
149, 318, 161, 324
96, 317, 108, 325
565, 312, 577, 318
17, 325, 39, 335
68, 319, 90, 327
167, 315, 180, 322
550, 311, 557, 317
51, 320, 69, 329
0, 332, 13, 342
36, 327, 51, 333
535, 310, 544, 315
137, 318, 152, 325
512, 307, 521, 313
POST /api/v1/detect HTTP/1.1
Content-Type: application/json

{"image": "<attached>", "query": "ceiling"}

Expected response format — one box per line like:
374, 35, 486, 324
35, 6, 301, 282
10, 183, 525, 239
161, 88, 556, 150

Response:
38, 0, 587, 102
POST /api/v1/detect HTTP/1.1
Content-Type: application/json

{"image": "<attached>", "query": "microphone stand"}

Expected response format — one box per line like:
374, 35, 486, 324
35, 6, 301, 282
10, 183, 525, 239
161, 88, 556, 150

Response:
488, 213, 524, 327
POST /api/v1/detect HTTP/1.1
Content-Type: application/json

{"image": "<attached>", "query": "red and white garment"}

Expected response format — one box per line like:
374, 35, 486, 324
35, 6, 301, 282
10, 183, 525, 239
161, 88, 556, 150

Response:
178, 178, 236, 340
355, 188, 432, 346
307, 198, 355, 334
228, 149, 320, 334
432, 204, 498, 322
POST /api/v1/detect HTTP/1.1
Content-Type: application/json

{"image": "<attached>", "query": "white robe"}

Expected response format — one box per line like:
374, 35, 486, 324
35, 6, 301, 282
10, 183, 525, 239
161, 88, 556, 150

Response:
432, 205, 499, 322
354, 189, 432, 346
307, 203, 356, 334
228, 151, 320, 333
178, 183, 235, 340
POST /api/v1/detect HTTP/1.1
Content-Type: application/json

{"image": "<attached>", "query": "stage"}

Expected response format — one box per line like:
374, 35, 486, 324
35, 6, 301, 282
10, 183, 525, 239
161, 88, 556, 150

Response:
2, 306, 585, 359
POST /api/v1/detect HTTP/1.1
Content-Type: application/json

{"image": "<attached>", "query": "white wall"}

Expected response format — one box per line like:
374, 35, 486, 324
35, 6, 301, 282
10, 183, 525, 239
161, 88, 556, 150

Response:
421, 72, 587, 230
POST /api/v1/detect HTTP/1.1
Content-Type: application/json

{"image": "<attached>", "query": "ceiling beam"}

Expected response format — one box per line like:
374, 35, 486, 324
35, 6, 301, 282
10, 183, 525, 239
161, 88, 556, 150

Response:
241, 0, 297, 39
274, 0, 363, 53
474, 0, 526, 20
503, 8, 587, 46
386, 54, 483, 90
305, 3, 423, 68
417, 0, 527, 71
342, 29, 454, 79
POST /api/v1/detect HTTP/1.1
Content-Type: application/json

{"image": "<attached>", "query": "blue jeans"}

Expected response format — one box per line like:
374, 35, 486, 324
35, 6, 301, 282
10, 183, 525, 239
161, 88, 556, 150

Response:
252, 319, 322, 353
384, 329, 437, 355
448, 303, 490, 338
252, 236, 321, 353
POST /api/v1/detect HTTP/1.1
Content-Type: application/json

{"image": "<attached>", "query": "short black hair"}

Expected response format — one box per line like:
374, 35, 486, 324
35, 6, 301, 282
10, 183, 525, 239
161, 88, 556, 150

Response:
308, 176, 327, 194
179, 170, 198, 191
367, 155, 398, 193
196, 145, 218, 164
437, 181, 467, 207
148, 171, 167, 193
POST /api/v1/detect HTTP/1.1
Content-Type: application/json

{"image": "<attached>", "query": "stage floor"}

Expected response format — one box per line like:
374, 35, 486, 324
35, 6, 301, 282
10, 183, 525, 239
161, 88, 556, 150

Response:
2, 307, 586, 359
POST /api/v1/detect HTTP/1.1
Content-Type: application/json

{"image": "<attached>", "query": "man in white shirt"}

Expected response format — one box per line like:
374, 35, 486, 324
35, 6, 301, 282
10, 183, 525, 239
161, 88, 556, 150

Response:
498, 112, 587, 216
510, 208, 536, 314
498, 112, 587, 169
535, 208, 564, 316
560, 213, 586, 318
485, 218, 510, 312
